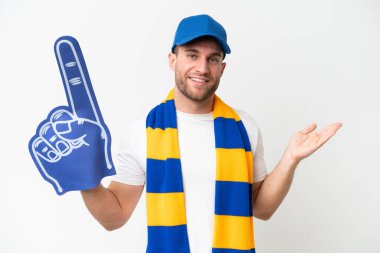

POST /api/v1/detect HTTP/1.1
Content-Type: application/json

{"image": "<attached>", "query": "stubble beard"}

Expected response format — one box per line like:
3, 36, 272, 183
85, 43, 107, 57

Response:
175, 74, 220, 102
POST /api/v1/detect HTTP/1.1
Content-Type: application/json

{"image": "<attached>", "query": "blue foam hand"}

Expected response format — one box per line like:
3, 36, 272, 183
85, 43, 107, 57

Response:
29, 36, 115, 195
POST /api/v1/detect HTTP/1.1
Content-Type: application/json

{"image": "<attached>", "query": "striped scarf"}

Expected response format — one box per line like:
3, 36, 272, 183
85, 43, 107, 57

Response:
146, 89, 255, 253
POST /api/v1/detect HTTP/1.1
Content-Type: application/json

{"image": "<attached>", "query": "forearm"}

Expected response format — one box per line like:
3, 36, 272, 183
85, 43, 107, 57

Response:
253, 152, 299, 220
81, 185, 126, 231
253, 122, 342, 220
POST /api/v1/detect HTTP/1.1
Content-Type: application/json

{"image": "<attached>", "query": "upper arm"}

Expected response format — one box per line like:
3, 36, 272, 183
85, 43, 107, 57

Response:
252, 180, 264, 205
108, 181, 145, 221
252, 180, 265, 219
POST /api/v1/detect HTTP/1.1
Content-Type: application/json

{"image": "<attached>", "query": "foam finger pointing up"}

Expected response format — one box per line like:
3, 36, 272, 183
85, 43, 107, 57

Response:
54, 36, 101, 122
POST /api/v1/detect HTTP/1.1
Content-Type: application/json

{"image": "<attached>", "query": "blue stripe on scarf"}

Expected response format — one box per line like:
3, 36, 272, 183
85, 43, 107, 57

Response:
147, 225, 191, 253
212, 248, 256, 253
147, 158, 184, 193
146, 99, 177, 129
215, 181, 253, 216
214, 118, 252, 151
237, 121, 252, 151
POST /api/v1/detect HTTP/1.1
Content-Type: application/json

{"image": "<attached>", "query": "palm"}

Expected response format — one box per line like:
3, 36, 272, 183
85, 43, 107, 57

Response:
286, 122, 342, 161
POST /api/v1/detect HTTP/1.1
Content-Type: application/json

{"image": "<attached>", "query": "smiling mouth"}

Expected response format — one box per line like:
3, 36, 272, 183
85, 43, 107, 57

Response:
188, 77, 209, 85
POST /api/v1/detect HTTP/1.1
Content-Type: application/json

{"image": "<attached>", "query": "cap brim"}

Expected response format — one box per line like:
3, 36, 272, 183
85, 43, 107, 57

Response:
172, 33, 231, 54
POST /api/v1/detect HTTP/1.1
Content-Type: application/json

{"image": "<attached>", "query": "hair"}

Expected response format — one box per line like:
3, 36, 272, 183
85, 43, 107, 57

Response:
173, 46, 179, 55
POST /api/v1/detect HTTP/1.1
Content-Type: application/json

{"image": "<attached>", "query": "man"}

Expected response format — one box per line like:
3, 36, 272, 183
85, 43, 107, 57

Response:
81, 14, 342, 252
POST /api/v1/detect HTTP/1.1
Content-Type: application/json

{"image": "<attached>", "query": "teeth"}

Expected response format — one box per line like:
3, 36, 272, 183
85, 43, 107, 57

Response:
190, 77, 207, 83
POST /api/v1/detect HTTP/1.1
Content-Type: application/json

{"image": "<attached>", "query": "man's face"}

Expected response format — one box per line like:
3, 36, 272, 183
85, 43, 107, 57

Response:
169, 37, 226, 102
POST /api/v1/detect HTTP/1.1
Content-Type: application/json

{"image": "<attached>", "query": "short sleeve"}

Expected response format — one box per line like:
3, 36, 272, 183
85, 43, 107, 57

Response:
253, 128, 267, 182
112, 123, 146, 186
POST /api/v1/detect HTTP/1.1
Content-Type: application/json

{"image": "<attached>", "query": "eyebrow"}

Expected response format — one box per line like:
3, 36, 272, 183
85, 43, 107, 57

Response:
184, 49, 223, 58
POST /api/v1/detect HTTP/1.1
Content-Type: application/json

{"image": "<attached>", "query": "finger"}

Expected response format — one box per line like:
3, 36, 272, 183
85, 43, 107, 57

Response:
40, 122, 72, 156
54, 36, 101, 123
301, 123, 317, 134
316, 122, 343, 144
316, 122, 342, 136
31, 137, 60, 163
50, 109, 75, 122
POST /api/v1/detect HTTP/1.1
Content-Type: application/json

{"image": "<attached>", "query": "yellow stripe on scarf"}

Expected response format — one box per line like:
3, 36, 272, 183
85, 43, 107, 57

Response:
213, 215, 255, 250
147, 192, 187, 226
216, 148, 254, 183
147, 127, 180, 160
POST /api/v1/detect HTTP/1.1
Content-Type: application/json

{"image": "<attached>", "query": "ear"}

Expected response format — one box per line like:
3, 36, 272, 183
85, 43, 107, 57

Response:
220, 62, 226, 75
168, 53, 176, 71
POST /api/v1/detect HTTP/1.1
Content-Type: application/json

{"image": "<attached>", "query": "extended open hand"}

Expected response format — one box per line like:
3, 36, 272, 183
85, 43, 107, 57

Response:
284, 122, 343, 163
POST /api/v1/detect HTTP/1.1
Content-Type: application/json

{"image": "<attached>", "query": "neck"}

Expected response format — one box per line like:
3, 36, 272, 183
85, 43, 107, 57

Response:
174, 88, 214, 114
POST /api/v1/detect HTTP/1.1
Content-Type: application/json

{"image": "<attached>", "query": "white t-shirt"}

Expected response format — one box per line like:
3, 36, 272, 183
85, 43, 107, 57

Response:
112, 108, 267, 253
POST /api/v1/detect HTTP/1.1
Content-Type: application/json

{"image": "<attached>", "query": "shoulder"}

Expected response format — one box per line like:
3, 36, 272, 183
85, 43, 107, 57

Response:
124, 115, 146, 132
233, 108, 260, 134
233, 108, 263, 152
122, 109, 150, 134
119, 112, 148, 149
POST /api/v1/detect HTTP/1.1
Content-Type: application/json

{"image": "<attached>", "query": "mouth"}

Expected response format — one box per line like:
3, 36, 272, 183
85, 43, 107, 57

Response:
188, 76, 210, 86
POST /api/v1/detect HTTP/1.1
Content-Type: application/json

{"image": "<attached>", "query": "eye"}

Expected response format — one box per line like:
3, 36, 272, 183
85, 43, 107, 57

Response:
209, 57, 220, 64
187, 54, 197, 59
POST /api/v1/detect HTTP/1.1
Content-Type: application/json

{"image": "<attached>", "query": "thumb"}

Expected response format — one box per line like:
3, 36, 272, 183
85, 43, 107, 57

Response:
53, 119, 88, 140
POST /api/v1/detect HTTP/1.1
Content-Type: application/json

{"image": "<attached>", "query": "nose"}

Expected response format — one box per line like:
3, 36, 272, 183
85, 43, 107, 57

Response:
195, 58, 210, 75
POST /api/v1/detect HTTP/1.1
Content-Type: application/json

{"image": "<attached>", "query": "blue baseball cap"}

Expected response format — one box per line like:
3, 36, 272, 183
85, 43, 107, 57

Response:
171, 14, 231, 55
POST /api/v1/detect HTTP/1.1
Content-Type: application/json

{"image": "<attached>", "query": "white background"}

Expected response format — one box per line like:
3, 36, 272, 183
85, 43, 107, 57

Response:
1, 0, 379, 252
